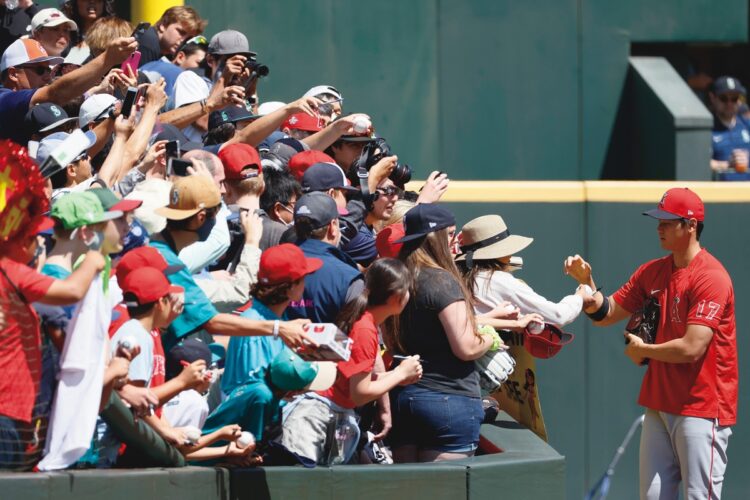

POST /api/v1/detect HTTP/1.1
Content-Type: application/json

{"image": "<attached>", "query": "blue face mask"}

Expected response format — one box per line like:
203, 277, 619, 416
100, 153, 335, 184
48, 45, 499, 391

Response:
196, 215, 216, 241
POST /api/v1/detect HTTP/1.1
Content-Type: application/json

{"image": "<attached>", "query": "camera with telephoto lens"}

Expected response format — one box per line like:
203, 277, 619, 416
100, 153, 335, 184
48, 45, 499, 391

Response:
349, 137, 412, 189
245, 59, 269, 78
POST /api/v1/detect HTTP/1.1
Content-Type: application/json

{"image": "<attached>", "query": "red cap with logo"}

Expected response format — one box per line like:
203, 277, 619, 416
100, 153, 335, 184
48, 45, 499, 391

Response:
282, 113, 324, 133
218, 143, 261, 180
375, 223, 406, 258
643, 187, 704, 222
258, 243, 323, 285
524, 324, 574, 359
288, 150, 336, 181
115, 246, 184, 284
121, 267, 184, 306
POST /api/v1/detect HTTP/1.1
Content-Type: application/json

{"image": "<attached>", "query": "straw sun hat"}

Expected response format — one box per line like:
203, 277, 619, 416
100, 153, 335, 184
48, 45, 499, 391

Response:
456, 214, 533, 267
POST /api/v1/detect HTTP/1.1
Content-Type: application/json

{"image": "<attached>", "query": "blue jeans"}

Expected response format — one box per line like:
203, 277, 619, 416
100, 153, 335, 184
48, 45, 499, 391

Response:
389, 385, 483, 453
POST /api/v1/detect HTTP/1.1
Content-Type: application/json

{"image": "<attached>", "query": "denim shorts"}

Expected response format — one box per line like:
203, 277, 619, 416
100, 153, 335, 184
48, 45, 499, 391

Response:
389, 385, 483, 453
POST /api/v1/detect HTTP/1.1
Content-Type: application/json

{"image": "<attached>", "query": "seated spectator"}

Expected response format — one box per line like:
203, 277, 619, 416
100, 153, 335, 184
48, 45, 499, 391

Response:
30, 8, 77, 57
222, 243, 322, 395
287, 192, 363, 323
281, 258, 422, 464
0, 35, 137, 145
134, 6, 206, 67
709, 76, 750, 173
203, 350, 336, 442
163, 339, 215, 429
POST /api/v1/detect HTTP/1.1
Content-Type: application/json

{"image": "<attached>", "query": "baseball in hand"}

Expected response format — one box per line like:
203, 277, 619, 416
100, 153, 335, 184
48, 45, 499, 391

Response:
236, 431, 255, 448
353, 118, 370, 134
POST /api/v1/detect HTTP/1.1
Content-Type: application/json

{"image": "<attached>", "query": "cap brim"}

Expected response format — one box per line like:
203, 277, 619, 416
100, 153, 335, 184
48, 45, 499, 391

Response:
340, 185, 359, 193
395, 220, 454, 244
643, 208, 682, 220
339, 135, 376, 143
168, 284, 184, 295
39, 116, 78, 133
111, 198, 143, 212
28, 215, 55, 235
154, 206, 202, 221
304, 257, 324, 276
305, 361, 337, 391
97, 210, 124, 223
210, 50, 257, 58
337, 206, 350, 216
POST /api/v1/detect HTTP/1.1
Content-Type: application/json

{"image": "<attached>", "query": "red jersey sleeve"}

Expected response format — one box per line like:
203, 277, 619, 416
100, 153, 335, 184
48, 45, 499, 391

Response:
686, 267, 732, 331
613, 261, 649, 314
337, 316, 379, 379
1, 258, 54, 303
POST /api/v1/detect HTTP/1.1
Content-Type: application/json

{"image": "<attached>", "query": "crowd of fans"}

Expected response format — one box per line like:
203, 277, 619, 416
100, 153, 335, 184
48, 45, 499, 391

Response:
0, 4, 590, 470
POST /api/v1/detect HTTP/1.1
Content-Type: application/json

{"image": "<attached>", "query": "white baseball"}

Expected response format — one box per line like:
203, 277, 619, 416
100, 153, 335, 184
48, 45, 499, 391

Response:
183, 426, 201, 443
504, 304, 517, 313
580, 284, 594, 296
119, 336, 139, 351
527, 321, 544, 335
353, 118, 370, 134
236, 431, 255, 448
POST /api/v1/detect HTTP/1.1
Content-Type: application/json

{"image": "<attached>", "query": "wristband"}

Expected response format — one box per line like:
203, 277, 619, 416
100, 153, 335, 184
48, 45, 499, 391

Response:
585, 294, 610, 321
272, 320, 280, 340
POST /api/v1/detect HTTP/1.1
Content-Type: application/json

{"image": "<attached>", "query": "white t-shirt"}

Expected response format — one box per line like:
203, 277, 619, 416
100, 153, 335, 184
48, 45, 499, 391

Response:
163, 389, 209, 429
472, 270, 583, 327
38, 275, 111, 470
111, 319, 154, 385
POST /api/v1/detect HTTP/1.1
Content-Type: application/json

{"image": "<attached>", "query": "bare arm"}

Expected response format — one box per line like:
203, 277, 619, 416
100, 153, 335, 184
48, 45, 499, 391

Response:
96, 115, 133, 187
439, 301, 491, 361
301, 113, 370, 151
349, 356, 422, 407
225, 96, 321, 148
150, 360, 206, 405
204, 314, 315, 350
563, 254, 632, 327
121, 81, 167, 171
39, 251, 105, 305
625, 324, 713, 364
158, 84, 245, 130
31, 37, 137, 106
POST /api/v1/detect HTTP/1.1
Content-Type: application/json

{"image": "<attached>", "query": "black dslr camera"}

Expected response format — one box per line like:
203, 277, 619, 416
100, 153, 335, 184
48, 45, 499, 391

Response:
349, 137, 412, 189
245, 59, 269, 78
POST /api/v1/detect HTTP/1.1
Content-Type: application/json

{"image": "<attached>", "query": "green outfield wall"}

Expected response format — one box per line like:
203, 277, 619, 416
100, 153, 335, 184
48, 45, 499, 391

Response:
186, 0, 747, 180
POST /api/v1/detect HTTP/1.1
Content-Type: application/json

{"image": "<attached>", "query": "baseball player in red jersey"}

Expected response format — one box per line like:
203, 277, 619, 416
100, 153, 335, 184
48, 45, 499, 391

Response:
564, 188, 737, 500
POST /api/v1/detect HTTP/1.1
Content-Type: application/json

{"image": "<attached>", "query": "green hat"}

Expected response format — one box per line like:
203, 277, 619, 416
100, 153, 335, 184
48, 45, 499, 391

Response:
50, 191, 123, 230
268, 350, 336, 392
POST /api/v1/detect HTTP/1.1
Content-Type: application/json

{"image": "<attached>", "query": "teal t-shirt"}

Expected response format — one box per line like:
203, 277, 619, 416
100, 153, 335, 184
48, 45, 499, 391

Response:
149, 240, 217, 349
203, 376, 279, 441
221, 300, 286, 395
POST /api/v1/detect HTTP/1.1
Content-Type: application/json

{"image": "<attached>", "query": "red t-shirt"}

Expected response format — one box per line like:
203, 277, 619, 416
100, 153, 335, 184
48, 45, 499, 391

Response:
0, 257, 54, 423
318, 311, 380, 409
613, 249, 737, 425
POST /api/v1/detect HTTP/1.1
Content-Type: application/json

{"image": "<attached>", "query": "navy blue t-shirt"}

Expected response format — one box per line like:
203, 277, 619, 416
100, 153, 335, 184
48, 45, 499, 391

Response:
0, 88, 35, 144
712, 115, 750, 161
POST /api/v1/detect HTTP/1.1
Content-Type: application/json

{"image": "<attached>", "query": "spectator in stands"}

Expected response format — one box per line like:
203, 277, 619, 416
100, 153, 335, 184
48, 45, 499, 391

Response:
203, 349, 336, 443
0, 147, 106, 470
0, 1, 40, 56
148, 174, 314, 351
709, 76, 750, 173
281, 112, 324, 141
60, 0, 116, 63
303, 85, 343, 124
0, 35, 136, 144
287, 192, 363, 323
259, 167, 301, 229
141, 36, 209, 99
386, 204, 492, 463
281, 258, 422, 464
84, 17, 131, 59
222, 243, 322, 396
457, 214, 590, 328
30, 8, 77, 57
134, 6, 206, 67
24, 102, 79, 140
204, 103, 258, 147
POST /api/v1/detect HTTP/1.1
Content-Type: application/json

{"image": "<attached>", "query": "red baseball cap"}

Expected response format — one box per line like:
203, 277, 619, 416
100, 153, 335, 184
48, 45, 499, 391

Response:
282, 113, 324, 133
121, 267, 184, 306
218, 143, 261, 180
288, 150, 336, 181
115, 246, 184, 284
375, 223, 405, 258
643, 188, 704, 222
258, 243, 323, 285
524, 324, 574, 359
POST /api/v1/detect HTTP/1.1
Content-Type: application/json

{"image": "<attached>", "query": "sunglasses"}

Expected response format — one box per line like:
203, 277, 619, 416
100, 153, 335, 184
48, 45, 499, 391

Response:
719, 94, 740, 104
317, 97, 344, 117
20, 65, 52, 76
375, 186, 400, 198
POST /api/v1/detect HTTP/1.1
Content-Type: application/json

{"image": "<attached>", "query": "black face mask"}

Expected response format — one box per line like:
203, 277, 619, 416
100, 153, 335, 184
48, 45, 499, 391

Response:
195, 215, 216, 241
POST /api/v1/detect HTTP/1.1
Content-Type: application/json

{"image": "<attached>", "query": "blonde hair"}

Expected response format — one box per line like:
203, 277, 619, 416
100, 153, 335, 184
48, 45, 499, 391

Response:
376, 199, 415, 232
86, 17, 132, 57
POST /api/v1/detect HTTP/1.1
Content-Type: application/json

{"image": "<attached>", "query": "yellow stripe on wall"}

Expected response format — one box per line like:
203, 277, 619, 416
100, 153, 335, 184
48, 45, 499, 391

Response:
403, 180, 750, 203
132, 0, 183, 25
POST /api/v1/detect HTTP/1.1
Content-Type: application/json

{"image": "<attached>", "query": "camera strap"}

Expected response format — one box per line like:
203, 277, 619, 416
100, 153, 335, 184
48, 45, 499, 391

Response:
357, 167, 376, 211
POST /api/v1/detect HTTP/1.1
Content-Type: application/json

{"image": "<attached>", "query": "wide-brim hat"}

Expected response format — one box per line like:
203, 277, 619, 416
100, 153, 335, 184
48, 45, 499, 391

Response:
456, 214, 533, 267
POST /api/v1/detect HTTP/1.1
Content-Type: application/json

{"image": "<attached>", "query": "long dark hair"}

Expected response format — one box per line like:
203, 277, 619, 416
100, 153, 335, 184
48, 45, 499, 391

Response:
335, 258, 412, 335
61, 0, 117, 43
386, 228, 479, 353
